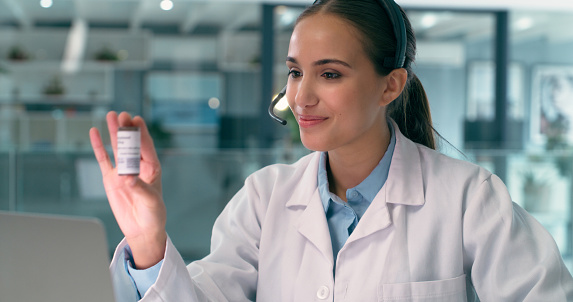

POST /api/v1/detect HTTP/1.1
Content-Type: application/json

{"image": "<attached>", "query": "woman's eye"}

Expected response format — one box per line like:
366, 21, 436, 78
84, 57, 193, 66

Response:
322, 72, 340, 79
288, 70, 301, 78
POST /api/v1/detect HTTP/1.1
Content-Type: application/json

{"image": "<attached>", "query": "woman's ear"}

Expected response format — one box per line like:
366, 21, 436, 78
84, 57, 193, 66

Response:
380, 68, 408, 106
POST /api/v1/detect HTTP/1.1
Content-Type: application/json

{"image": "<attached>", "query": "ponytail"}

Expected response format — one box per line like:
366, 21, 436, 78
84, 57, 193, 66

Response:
387, 6, 436, 150
387, 73, 436, 150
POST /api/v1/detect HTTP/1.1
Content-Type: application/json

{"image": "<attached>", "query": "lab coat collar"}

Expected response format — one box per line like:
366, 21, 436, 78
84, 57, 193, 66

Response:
383, 119, 426, 207
285, 152, 321, 208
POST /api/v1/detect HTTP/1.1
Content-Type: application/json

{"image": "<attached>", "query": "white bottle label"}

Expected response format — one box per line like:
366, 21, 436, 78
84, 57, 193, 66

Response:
117, 127, 140, 175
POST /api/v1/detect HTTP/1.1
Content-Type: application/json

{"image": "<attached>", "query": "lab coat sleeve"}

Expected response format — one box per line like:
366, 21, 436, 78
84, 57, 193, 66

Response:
182, 177, 264, 301
463, 174, 573, 301
109, 239, 142, 302
140, 236, 209, 301
109, 176, 263, 301
110, 237, 205, 302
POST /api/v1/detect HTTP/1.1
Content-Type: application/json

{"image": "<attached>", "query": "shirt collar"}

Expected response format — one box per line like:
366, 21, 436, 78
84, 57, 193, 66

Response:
317, 122, 396, 212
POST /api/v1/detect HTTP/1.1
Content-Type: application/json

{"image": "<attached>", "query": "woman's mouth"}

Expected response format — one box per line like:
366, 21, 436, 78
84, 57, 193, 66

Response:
297, 115, 328, 128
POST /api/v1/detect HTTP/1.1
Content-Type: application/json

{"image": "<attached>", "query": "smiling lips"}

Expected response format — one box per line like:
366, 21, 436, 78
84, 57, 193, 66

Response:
297, 115, 328, 128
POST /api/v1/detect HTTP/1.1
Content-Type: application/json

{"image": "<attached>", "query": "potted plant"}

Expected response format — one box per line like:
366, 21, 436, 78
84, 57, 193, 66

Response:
94, 45, 119, 62
7, 45, 30, 61
43, 75, 66, 96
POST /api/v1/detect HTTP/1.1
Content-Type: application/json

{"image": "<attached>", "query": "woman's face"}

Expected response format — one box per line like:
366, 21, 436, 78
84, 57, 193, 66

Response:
286, 13, 389, 153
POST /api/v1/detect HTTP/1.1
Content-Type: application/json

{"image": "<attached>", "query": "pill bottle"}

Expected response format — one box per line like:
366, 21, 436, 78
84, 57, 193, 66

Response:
117, 127, 140, 175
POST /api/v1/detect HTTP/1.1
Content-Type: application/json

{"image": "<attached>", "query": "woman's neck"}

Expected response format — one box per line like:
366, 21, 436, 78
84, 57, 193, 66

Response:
327, 125, 391, 201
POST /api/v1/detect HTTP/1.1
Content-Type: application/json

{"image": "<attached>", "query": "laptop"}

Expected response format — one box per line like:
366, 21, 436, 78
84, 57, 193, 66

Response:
0, 211, 117, 302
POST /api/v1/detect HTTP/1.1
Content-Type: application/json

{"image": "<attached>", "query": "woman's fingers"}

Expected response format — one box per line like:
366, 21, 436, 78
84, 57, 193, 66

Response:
133, 115, 160, 166
89, 127, 113, 175
102, 111, 161, 184
106, 111, 120, 166
108, 111, 137, 168
118, 111, 134, 127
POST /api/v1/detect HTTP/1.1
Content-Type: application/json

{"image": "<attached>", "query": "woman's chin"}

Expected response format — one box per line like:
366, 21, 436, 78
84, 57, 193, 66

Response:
300, 137, 330, 152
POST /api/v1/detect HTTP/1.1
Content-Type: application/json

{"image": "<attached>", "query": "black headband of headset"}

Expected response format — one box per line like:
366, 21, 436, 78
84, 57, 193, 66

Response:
378, 0, 407, 69
312, 0, 407, 69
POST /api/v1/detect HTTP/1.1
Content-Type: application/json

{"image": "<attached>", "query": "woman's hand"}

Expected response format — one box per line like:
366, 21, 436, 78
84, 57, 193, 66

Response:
90, 111, 167, 269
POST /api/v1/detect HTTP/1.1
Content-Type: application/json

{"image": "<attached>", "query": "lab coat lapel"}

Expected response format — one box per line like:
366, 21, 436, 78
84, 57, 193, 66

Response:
347, 122, 426, 244
384, 120, 425, 207
295, 190, 334, 265
285, 152, 334, 266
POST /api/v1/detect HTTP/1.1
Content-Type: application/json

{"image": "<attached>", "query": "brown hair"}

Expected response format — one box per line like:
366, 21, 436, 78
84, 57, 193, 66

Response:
296, 0, 436, 149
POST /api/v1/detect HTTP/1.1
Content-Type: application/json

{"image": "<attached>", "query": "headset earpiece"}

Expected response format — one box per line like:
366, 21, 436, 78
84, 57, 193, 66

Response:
268, 85, 288, 125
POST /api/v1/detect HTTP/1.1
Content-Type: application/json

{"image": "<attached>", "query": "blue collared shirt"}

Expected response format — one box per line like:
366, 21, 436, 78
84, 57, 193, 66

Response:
317, 123, 396, 265
125, 246, 163, 299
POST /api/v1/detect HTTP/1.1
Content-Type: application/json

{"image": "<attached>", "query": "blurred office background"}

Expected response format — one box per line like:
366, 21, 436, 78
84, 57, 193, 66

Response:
1, 0, 573, 268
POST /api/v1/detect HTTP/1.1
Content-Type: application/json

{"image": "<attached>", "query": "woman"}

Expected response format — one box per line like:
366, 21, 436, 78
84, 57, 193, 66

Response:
90, 0, 573, 300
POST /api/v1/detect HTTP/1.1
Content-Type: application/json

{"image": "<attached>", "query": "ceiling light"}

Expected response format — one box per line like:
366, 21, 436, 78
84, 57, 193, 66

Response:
421, 14, 438, 29
208, 97, 220, 109
515, 17, 533, 31
40, 0, 53, 8
279, 10, 297, 27
275, 5, 288, 15
61, 19, 87, 74
160, 0, 173, 11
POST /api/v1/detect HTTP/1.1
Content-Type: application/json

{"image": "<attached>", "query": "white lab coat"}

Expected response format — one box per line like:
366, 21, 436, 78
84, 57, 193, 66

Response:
110, 123, 573, 301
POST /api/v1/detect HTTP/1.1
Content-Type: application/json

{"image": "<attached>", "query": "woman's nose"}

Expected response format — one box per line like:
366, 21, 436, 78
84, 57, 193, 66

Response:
292, 77, 318, 109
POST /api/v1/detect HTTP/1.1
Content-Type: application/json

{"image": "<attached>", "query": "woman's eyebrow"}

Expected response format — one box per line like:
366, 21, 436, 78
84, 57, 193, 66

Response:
286, 56, 351, 68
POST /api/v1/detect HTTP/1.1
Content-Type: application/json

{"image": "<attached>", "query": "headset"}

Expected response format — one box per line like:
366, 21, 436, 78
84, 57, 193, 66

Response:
268, 0, 407, 125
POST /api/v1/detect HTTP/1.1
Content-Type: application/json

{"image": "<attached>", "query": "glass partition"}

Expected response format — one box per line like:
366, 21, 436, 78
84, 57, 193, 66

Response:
408, 10, 496, 154
507, 10, 573, 270
468, 149, 573, 270
510, 11, 573, 150
0, 151, 10, 211
7, 147, 309, 260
